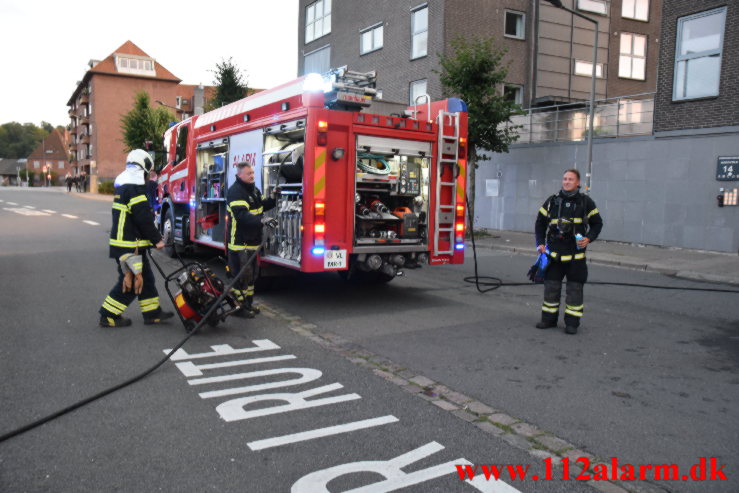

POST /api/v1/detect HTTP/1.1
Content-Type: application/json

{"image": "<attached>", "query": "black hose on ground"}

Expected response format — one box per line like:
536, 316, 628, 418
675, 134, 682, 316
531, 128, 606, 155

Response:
0, 247, 262, 444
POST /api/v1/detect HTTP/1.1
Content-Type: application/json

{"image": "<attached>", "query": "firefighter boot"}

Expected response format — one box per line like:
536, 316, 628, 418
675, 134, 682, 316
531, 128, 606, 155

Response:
564, 281, 584, 335
144, 308, 175, 325
245, 295, 261, 315
100, 315, 132, 328
537, 280, 561, 329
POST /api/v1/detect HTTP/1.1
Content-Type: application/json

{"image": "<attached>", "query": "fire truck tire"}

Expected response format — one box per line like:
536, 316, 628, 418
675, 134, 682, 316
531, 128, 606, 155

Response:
374, 272, 396, 283
162, 208, 178, 258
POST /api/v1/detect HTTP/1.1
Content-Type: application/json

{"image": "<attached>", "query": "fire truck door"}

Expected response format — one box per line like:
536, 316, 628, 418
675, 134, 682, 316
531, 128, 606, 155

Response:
228, 130, 264, 189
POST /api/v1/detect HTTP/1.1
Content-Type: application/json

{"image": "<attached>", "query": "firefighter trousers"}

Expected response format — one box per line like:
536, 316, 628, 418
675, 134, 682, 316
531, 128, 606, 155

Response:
227, 247, 259, 307
541, 258, 587, 328
99, 251, 161, 320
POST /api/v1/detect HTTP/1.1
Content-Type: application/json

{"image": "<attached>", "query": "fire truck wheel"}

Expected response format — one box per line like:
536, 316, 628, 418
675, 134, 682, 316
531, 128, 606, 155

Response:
162, 208, 178, 258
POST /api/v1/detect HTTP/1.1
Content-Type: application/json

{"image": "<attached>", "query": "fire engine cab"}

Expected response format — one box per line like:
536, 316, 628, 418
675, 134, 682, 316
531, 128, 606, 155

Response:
157, 68, 468, 282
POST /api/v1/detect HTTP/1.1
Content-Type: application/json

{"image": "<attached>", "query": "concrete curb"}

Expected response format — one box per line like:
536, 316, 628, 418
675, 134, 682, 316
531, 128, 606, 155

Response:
468, 240, 739, 287
69, 192, 114, 202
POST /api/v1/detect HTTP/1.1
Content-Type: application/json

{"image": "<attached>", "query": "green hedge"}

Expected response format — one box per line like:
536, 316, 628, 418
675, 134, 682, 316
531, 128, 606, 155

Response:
98, 180, 115, 195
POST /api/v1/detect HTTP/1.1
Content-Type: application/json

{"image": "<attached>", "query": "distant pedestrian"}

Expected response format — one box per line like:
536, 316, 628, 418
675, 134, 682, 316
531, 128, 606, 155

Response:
73, 175, 80, 192
65, 173, 73, 192
534, 169, 603, 335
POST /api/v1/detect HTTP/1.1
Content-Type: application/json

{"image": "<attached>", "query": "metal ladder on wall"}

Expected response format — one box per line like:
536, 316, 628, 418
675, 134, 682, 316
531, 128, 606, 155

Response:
433, 111, 460, 256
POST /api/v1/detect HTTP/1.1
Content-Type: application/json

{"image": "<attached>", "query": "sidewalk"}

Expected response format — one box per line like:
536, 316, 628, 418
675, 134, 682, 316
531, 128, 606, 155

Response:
469, 229, 739, 286
69, 190, 113, 202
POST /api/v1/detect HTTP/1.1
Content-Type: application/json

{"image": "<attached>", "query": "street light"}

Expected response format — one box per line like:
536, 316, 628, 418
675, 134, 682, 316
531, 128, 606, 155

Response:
542, 0, 600, 193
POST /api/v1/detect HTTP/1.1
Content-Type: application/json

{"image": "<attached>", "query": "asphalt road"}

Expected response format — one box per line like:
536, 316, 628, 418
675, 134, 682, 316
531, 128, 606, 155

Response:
1, 188, 597, 493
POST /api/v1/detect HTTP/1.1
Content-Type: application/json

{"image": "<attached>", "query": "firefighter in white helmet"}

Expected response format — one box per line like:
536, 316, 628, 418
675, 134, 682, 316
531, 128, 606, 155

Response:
98, 149, 174, 327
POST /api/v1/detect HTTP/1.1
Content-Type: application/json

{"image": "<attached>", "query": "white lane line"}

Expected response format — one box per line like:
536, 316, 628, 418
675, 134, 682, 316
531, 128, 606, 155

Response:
3, 207, 50, 216
247, 415, 400, 451
6, 202, 17, 205
24, 205, 35, 209
83, 220, 100, 226
61, 214, 78, 219
42, 209, 56, 214
0, 199, 3, 202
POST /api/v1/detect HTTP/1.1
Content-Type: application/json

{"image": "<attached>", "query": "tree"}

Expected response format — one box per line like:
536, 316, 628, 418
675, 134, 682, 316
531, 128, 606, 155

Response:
120, 92, 174, 166
0, 122, 50, 158
209, 58, 249, 110
437, 36, 523, 221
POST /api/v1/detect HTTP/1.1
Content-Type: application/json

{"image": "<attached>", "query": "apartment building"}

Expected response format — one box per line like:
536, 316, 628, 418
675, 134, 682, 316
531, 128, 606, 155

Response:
297, 0, 661, 108
654, 0, 738, 132
66, 41, 215, 188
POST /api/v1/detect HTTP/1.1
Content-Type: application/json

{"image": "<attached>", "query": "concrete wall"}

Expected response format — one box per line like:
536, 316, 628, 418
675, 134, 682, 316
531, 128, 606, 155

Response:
474, 128, 739, 253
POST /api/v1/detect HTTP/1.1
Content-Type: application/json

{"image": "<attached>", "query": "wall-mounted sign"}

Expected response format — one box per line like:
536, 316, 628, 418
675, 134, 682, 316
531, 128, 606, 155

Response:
716, 156, 738, 181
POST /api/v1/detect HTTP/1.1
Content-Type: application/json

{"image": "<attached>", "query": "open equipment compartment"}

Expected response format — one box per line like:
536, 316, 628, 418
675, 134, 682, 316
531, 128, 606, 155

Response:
195, 140, 229, 245
261, 119, 306, 268
353, 135, 430, 248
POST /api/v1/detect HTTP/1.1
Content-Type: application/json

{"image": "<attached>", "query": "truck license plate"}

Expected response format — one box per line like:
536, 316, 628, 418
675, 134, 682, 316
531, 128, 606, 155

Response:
324, 249, 347, 270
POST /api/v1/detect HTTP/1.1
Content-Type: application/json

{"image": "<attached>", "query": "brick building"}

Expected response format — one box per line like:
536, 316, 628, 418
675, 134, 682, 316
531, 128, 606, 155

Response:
25, 129, 69, 185
297, 0, 661, 108
653, 0, 738, 132
66, 41, 216, 188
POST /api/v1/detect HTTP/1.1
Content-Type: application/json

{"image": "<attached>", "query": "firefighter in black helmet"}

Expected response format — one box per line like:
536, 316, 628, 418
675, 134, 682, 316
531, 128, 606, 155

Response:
98, 149, 174, 327
226, 162, 277, 318
534, 169, 603, 334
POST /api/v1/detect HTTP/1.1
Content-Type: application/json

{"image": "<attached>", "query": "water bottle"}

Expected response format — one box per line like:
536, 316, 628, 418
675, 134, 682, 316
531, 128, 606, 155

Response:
575, 233, 583, 250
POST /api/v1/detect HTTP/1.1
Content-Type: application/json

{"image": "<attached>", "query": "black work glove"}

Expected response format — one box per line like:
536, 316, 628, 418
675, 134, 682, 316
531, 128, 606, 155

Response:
261, 217, 278, 230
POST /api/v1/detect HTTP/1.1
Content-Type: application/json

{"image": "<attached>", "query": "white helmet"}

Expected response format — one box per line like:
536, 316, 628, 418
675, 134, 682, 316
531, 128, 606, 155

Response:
126, 149, 154, 174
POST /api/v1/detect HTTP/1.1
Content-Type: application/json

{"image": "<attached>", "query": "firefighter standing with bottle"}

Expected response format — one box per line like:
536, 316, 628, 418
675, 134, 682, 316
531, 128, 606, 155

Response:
534, 169, 603, 335
226, 162, 277, 318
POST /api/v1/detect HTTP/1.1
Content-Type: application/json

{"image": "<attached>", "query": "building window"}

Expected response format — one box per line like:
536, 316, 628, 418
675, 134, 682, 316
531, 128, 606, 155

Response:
306, 0, 331, 43
674, 7, 726, 101
574, 60, 604, 78
304, 45, 331, 74
504, 10, 525, 40
34, 161, 40, 169
411, 5, 428, 59
176, 96, 182, 108
58, 161, 64, 169
361, 23, 384, 55
622, 0, 649, 22
577, 0, 607, 15
503, 84, 524, 105
409, 79, 428, 105
619, 33, 647, 80
116, 56, 156, 76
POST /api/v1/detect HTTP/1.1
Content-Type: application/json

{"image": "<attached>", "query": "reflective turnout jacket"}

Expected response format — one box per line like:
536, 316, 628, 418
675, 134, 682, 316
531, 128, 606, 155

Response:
109, 179, 162, 259
226, 177, 275, 251
535, 191, 603, 260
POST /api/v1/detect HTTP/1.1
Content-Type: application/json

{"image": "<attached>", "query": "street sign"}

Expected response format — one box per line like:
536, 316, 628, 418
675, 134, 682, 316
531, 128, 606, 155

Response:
716, 156, 738, 181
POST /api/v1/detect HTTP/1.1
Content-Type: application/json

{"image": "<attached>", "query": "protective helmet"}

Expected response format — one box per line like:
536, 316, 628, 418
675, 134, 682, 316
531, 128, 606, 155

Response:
126, 149, 154, 174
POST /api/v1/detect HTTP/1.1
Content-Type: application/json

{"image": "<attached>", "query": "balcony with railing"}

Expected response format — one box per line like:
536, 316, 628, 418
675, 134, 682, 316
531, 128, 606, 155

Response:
510, 93, 655, 144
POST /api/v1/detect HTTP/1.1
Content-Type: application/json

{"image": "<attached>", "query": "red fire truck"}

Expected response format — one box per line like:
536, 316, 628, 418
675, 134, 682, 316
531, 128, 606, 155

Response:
157, 68, 468, 282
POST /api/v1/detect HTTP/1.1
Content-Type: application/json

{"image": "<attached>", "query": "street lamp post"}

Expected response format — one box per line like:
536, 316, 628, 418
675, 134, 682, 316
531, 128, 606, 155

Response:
543, 0, 599, 193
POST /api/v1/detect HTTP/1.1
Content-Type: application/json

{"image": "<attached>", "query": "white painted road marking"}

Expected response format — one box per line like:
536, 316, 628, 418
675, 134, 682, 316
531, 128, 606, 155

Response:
6, 201, 17, 205
216, 383, 361, 422
291, 441, 518, 492
247, 415, 400, 451
83, 220, 100, 226
24, 205, 35, 209
3, 208, 50, 216
176, 354, 296, 378
61, 214, 78, 219
164, 340, 281, 360
42, 209, 56, 213
195, 368, 324, 399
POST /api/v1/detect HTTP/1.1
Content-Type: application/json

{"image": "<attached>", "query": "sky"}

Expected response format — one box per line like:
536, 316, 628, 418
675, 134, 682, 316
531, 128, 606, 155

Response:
0, 0, 298, 127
